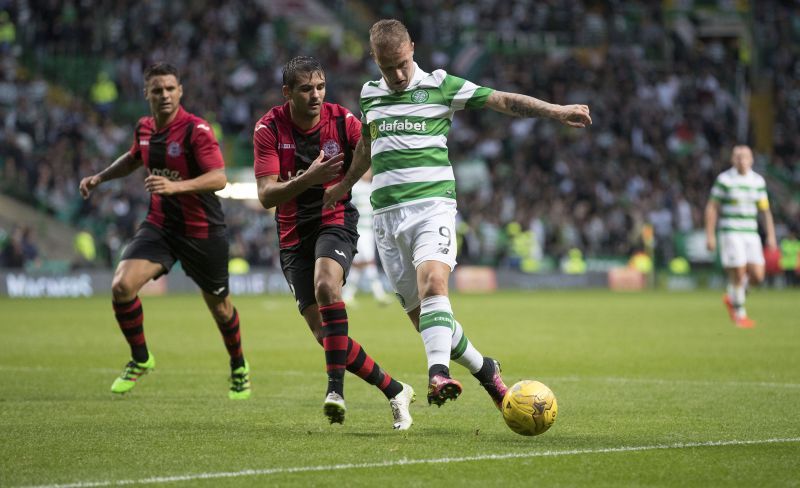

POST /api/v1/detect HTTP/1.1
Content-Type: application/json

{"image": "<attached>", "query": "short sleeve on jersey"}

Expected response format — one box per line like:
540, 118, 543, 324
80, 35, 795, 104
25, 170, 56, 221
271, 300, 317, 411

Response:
465, 86, 494, 109
190, 122, 225, 171
709, 179, 725, 201
756, 186, 769, 210
345, 112, 362, 148
438, 73, 494, 111
129, 137, 140, 160
129, 120, 145, 160
253, 121, 279, 178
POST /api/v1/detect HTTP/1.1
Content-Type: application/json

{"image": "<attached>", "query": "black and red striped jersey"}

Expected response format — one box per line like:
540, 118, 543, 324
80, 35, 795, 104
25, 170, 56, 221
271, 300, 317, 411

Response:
129, 106, 226, 239
253, 102, 360, 249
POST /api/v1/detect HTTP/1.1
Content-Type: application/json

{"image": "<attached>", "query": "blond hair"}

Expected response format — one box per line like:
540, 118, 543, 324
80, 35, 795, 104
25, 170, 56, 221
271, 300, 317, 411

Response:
369, 19, 412, 53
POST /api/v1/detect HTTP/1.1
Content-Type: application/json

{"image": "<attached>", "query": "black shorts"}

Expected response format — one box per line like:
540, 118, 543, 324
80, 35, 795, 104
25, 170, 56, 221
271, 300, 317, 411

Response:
279, 226, 358, 313
121, 222, 230, 297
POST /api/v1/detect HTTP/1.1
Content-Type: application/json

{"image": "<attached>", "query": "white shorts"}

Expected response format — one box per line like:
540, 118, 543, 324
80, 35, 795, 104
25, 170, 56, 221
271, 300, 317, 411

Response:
373, 199, 458, 312
353, 228, 376, 264
719, 232, 764, 268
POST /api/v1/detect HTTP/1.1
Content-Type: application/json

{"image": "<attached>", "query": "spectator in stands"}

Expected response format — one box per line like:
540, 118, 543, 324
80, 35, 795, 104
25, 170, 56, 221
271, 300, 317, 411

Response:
1, 225, 25, 268
1, 224, 38, 269
0, 11, 14, 54
90, 71, 118, 117
73, 228, 97, 268
1, 1, 798, 277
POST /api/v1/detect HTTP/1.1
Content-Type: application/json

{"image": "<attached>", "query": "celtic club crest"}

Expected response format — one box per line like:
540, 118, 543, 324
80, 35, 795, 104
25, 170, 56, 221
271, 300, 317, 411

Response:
411, 89, 429, 103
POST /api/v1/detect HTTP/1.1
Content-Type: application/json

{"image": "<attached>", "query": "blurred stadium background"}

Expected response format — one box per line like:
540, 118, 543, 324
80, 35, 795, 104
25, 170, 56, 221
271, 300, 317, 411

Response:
1, 0, 799, 297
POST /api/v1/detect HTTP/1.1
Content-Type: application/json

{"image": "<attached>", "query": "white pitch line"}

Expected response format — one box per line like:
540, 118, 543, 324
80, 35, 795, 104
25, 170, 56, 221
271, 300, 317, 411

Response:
20, 437, 800, 488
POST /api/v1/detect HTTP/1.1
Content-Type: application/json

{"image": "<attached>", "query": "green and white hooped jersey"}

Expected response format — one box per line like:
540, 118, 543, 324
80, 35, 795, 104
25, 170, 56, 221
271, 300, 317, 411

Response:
360, 63, 494, 213
709, 167, 769, 233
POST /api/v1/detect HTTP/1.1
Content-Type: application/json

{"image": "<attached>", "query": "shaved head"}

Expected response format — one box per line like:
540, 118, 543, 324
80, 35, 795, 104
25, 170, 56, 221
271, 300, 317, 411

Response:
369, 19, 412, 55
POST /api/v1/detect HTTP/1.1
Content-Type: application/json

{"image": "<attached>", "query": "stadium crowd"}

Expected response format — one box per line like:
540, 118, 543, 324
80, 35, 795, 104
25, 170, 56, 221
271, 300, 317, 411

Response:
1, 1, 798, 272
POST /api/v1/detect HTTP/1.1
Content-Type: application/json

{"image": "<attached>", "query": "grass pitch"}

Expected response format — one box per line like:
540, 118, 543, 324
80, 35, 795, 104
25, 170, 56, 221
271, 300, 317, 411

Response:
1, 289, 799, 487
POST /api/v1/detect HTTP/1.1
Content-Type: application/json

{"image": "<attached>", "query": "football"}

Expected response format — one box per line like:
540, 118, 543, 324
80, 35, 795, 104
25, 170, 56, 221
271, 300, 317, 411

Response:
501, 380, 558, 436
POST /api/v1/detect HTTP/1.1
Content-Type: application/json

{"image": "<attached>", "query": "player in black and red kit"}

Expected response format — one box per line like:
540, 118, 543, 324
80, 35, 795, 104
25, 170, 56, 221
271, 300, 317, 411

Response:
79, 63, 251, 400
253, 56, 414, 429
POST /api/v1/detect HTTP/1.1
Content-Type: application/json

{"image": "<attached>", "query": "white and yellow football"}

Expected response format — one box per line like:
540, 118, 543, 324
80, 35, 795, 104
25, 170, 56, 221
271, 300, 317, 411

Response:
501, 380, 558, 436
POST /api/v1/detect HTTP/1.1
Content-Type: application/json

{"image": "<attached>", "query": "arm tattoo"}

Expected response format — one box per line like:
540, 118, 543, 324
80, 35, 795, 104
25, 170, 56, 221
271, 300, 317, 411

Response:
507, 94, 553, 118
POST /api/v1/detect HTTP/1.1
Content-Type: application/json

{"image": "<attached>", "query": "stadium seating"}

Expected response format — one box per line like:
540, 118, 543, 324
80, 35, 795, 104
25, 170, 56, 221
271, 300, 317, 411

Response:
1, 1, 798, 273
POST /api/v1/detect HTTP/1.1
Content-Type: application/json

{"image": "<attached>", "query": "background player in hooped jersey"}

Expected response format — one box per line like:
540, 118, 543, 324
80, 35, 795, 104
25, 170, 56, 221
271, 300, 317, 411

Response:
324, 19, 592, 410
252, 56, 414, 429
705, 145, 777, 328
341, 169, 393, 307
79, 63, 251, 399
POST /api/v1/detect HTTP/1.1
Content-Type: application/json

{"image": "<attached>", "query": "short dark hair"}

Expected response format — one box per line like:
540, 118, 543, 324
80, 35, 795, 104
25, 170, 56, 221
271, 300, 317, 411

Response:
282, 56, 324, 89
144, 62, 180, 82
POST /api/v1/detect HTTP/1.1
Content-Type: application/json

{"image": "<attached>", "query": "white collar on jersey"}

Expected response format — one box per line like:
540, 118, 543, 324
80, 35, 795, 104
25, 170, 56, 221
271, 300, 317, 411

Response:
378, 62, 427, 93
727, 166, 754, 178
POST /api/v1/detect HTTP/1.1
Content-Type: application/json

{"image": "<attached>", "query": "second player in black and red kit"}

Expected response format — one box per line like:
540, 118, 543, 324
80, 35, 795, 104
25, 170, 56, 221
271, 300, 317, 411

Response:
253, 56, 414, 429
79, 62, 251, 399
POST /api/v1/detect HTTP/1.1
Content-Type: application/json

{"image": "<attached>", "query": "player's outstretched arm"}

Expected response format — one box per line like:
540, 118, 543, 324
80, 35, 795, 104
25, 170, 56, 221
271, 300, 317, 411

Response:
485, 91, 592, 128
323, 137, 371, 209
257, 151, 345, 209
79, 151, 141, 199
145, 168, 227, 196
762, 208, 777, 249
704, 200, 719, 252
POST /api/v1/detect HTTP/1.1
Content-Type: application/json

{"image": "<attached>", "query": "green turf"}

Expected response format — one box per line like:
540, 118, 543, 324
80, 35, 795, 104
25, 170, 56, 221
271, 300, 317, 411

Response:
1, 289, 799, 487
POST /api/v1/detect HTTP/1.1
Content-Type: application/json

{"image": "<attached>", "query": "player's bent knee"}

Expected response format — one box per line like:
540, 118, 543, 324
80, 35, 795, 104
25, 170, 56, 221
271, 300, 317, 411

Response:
420, 276, 448, 297
314, 279, 341, 305
111, 278, 137, 302
210, 302, 233, 323
729, 268, 747, 285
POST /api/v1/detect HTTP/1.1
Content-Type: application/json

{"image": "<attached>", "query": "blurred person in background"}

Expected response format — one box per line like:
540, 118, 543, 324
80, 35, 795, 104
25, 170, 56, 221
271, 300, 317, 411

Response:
90, 71, 118, 117
341, 169, 393, 307
1, 224, 37, 269
705, 145, 777, 328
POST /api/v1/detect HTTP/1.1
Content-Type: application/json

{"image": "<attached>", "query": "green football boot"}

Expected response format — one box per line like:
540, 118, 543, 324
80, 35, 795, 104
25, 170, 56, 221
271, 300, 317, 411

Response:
110, 355, 156, 394
229, 360, 251, 400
